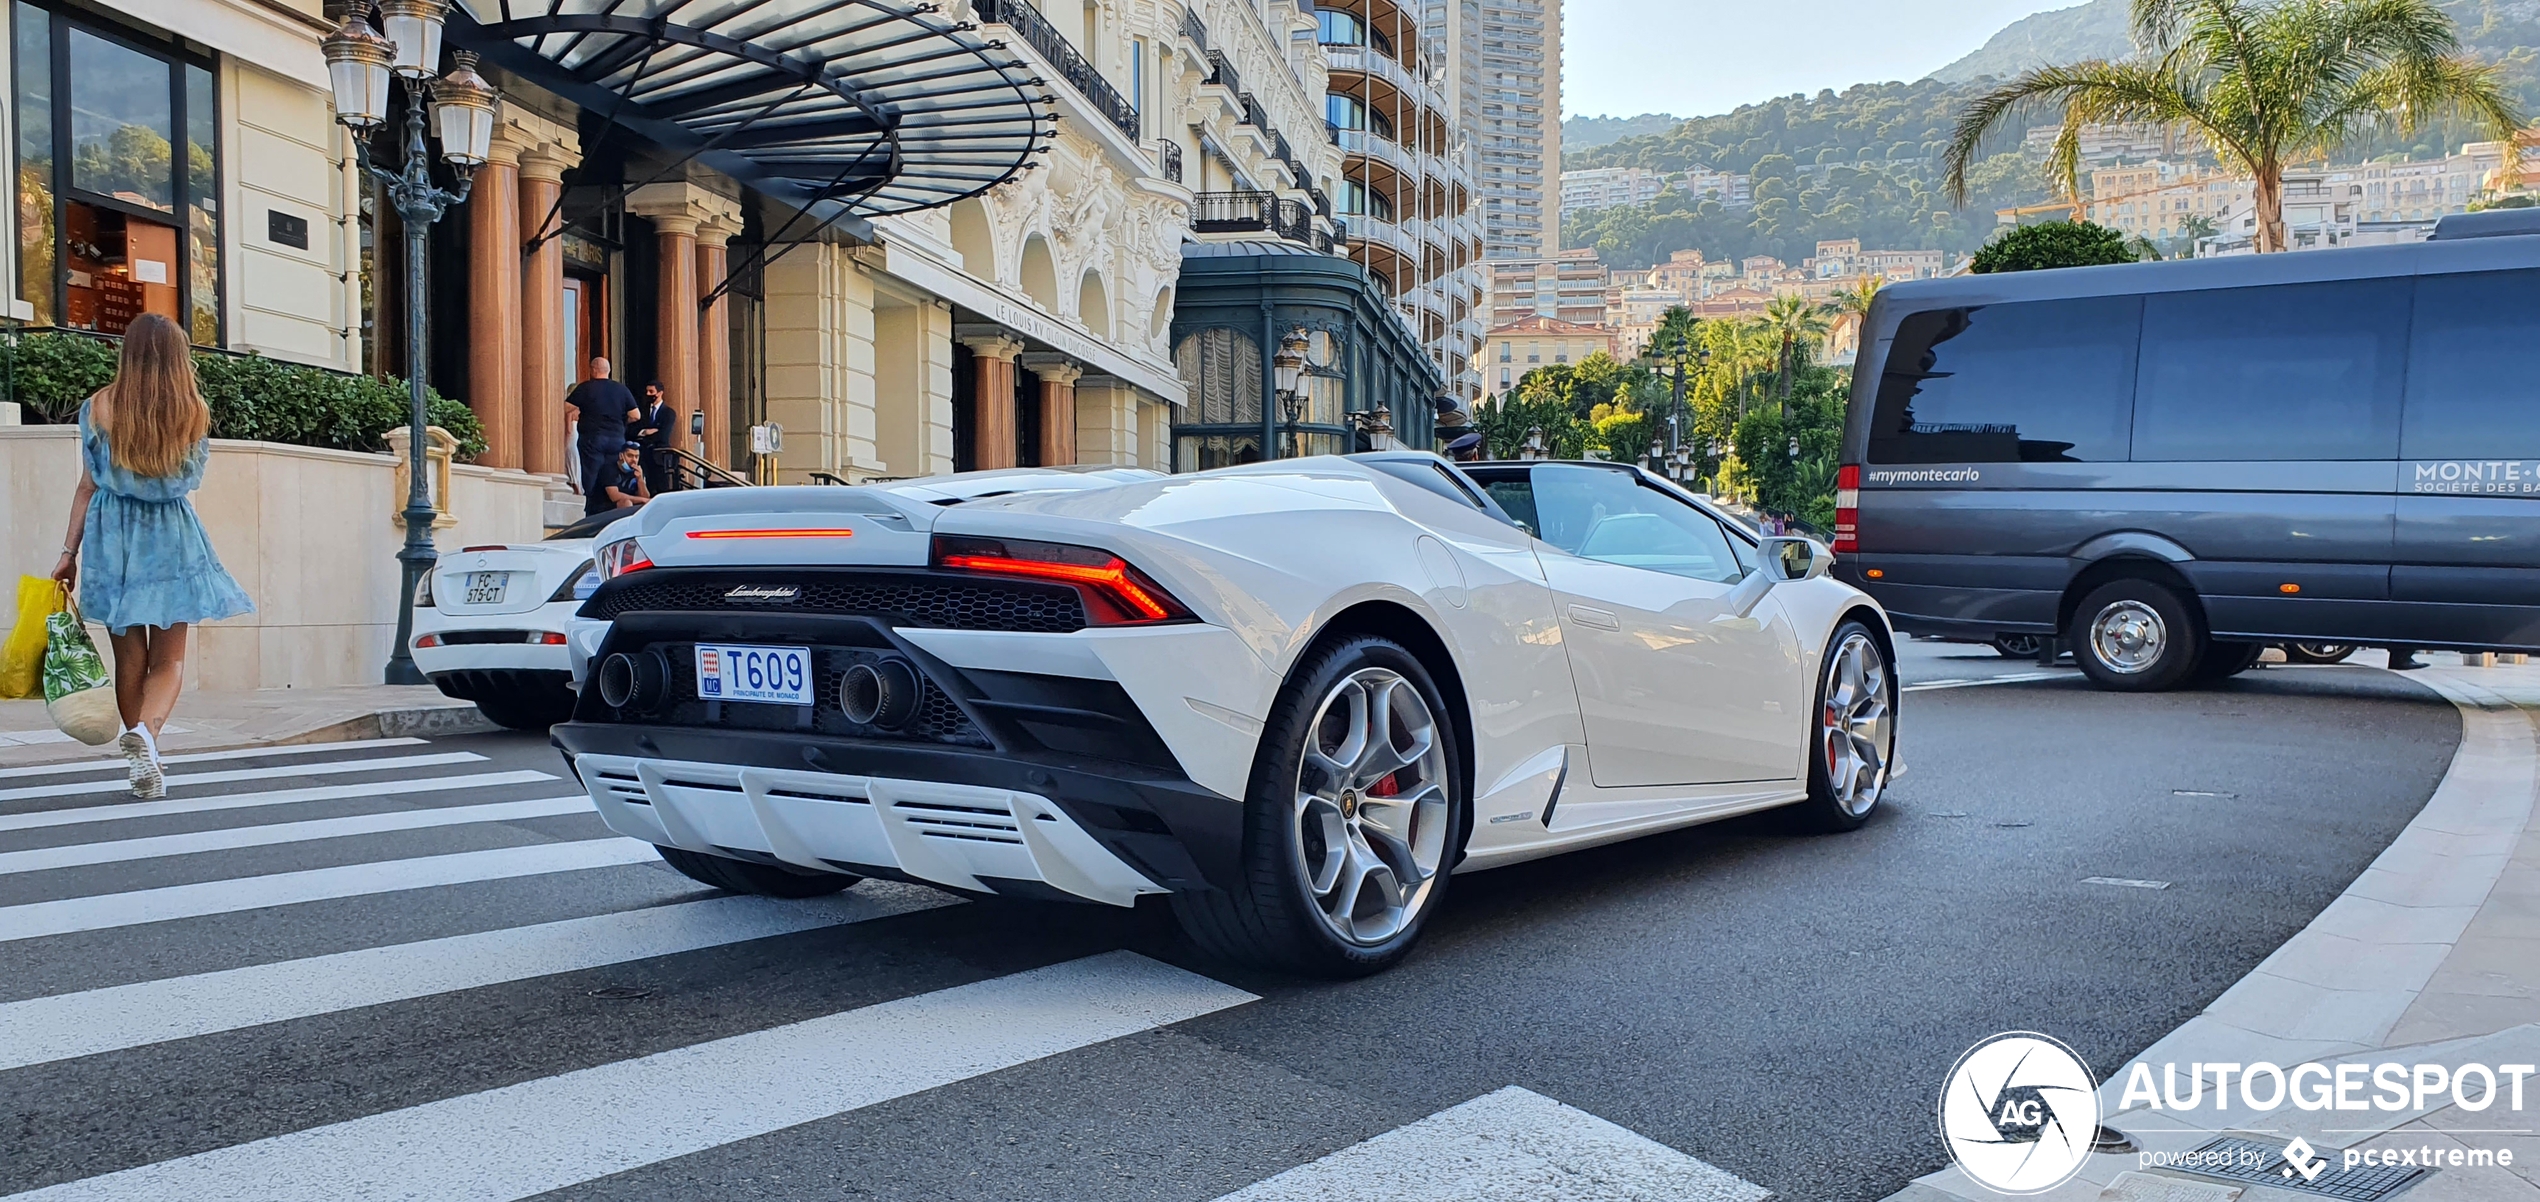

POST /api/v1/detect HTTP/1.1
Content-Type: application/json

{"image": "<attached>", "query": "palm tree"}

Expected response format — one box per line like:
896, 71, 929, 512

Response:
1944, 0, 2519, 253
1763, 293, 1832, 409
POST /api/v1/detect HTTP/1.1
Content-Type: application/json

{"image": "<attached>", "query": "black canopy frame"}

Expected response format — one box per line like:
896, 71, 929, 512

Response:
452, 0, 1056, 239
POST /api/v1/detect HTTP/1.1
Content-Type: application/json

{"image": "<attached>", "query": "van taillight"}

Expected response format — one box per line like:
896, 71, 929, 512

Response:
1834, 464, 1860, 555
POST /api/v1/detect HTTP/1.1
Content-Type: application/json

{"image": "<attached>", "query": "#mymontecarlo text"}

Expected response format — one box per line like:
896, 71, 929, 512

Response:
2117, 1061, 2538, 1113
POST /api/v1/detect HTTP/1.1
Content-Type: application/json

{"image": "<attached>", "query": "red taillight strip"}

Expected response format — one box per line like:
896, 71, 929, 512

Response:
939, 553, 1178, 622
1833, 464, 1861, 555
684, 528, 856, 539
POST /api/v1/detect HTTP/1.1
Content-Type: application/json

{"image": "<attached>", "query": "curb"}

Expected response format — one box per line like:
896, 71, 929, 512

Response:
0, 701, 497, 769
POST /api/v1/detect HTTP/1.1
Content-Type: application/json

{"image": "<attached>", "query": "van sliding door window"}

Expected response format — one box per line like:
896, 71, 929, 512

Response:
2133, 279, 2411, 462
1866, 295, 2142, 464
2401, 270, 2540, 460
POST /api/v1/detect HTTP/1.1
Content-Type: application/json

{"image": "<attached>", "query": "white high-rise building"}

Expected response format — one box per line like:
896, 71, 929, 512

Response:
1468, 0, 1559, 259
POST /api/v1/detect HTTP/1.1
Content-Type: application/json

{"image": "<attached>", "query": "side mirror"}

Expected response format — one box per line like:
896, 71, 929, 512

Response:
1765, 536, 1833, 583
1721, 536, 1833, 619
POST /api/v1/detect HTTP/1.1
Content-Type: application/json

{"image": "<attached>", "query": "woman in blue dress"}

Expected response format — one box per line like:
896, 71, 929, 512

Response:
50, 314, 254, 797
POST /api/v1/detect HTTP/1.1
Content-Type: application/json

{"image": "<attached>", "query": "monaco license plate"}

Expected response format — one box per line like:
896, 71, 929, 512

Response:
695, 643, 811, 706
465, 572, 507, 605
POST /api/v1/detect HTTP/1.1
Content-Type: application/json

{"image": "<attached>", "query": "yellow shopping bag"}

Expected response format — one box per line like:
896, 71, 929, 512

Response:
1, 575, 63, 700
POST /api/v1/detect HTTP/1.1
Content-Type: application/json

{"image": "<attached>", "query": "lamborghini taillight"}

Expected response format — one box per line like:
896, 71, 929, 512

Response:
595, 538, 652, 581
931, 535, 1194, 626
1834, 464, 1860, 555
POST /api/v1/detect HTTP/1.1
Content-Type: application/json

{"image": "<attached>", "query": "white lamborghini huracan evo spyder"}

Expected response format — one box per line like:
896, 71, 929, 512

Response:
554, 453, 1898, 976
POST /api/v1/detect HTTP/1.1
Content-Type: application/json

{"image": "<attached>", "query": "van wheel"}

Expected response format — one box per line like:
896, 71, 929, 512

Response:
2069, 580, 2206, 692
1990, 634, 2044, 659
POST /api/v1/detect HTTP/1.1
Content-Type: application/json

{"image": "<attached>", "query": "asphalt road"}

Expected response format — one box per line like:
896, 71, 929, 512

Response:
0, 646, 2462, 1202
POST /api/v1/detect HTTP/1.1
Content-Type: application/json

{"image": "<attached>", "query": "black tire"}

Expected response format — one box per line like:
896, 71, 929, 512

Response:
1170, 634, 1467, 978
655, 845, 861, 898
1787, 620, 1897, 833
2191, 640, 2265, 685
1990, 634, 2044, 659
2068, 578, 2207, 692
2282, 643, 2358, 666
472, 689, 577, 731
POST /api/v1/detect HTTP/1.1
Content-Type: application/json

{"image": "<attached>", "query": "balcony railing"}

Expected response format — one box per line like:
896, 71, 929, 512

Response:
1206, 50, 1243, 96
975, 0, 1140, 143
1158, 139, 1184, 184
1191, 190, 1321, 247
1180, 4, 1208, 50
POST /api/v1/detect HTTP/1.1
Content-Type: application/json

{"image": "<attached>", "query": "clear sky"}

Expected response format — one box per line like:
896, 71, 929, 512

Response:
1562, 0, 2080, 120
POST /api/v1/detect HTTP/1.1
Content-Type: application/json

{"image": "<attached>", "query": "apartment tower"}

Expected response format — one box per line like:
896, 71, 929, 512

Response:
1471, 0, 1560, 258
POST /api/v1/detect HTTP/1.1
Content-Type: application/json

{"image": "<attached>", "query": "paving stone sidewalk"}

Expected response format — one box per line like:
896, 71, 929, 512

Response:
1888, 662, 2540, 1202
0, 683, 491, 769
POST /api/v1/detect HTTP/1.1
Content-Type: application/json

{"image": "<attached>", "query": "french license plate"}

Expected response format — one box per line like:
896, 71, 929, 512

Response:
465, 572, 507, 605
695, 643, 811, 705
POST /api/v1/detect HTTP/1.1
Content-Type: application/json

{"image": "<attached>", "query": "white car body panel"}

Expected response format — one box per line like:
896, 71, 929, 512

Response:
410, 540, 595, 682
564, 457, 1890, 904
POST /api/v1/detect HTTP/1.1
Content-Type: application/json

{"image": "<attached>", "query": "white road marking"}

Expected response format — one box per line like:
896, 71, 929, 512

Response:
1212, 1085, 1770, 1202
0, 885, 958, 1071
2083, 877, 2172, 890
7, 952, 1255, 1202
0, 752, 487, 803
2172, 789, 2238, 798
0, 838, 660, 943
0, 770, 555, 834
0, 796, 597, 875
0, 738, 430, 782
1903, 671, 2075, 693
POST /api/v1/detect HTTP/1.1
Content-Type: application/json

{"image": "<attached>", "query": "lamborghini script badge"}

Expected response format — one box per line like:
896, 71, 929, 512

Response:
723, 585, 801, 603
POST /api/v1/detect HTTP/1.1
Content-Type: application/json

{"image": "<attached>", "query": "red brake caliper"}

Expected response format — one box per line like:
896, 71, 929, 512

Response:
1368, 773, 1401, 798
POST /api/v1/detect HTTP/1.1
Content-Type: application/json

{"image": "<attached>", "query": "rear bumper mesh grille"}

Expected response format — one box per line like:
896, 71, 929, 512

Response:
588, 570, 1087, 633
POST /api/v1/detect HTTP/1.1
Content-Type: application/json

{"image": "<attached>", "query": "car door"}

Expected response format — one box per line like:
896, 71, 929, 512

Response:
1509, 463, 1805, 788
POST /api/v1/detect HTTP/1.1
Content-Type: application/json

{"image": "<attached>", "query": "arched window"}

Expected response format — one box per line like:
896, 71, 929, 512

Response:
1077, 270, 1110, 340
948, 199, 994, 278
1019, 235, 1058, 310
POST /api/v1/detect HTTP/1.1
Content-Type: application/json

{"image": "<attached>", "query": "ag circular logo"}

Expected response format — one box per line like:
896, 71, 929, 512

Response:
1937, 1031, 2102, 1195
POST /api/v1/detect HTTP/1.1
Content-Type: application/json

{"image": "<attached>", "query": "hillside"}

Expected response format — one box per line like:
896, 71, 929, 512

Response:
1563, 113, 1683, 151
1930, 0, 2130, 82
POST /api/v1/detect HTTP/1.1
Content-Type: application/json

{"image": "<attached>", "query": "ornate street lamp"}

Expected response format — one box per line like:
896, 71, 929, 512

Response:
324, 0, 492, 685
1349, 405, 1396, 452
1273, 328, 1310, 458
1519, 426, 1547, 461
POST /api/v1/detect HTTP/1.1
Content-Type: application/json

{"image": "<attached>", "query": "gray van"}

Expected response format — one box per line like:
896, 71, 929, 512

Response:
1835, 209, 2540, 691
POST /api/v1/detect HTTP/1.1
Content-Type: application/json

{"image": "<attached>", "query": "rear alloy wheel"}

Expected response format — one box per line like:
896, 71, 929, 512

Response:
1990, 634, 2044, 659
655, 846, 861, 898
1171, 635, 1465, 977
2069, 579, 2206, 692
2283, 643, 2358, 666
1789, 621, 1896, 833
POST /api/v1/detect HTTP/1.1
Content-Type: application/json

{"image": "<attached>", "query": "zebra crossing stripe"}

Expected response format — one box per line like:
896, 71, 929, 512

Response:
0, 770, 556, 834
4, 951, 1256, 1202
0, 885, 957, 1071
0, 738, 431, 783
0, 752, 489, 803
1210, 1086, 1771, 1202
0, 796, 598, 875
0, 838, 662, 943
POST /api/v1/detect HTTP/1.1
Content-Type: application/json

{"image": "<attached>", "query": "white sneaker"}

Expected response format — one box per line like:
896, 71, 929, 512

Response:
122, 726, 165, 799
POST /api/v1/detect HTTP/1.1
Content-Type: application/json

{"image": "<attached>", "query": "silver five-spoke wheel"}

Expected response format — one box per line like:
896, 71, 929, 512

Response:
2089, 600, 2168, 674
1820, 631, 1893, 817
1292, 668, 1450, 946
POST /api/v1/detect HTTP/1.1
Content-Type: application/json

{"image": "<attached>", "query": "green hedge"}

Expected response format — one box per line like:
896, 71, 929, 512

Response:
8, 330, 484, 460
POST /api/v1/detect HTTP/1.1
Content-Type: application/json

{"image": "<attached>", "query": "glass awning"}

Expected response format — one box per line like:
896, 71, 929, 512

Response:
452, 0, 1054, 219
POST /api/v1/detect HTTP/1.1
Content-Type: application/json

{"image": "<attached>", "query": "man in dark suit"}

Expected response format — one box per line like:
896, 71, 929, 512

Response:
565, 357, 639, 516
632, 381, 678, 496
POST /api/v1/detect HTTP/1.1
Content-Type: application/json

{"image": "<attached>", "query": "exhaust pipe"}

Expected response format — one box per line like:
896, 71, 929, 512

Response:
597, 649, 670, 711
839, 657, 921, 729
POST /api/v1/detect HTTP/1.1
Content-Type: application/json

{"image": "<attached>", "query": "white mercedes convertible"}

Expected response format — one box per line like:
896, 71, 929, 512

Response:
554, 453, 1898, 975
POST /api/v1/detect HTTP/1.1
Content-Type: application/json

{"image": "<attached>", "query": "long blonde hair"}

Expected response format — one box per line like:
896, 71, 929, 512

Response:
97, 314, 209, 478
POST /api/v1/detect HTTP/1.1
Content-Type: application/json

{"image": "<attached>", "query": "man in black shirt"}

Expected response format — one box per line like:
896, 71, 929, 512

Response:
565, 357, 639, 516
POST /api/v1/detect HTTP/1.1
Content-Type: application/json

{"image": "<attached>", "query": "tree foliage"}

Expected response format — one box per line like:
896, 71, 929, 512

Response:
1968, 219, 2144, 271
1944, 0, 2520, 252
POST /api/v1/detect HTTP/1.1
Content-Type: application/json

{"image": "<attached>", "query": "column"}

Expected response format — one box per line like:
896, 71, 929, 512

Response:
1020, 353, 1081, 466
695, 220, 734, 468
962, 334, 1023, 469
651, 212, 700, 438
517, 147, 571, 478
466, 139, 523, 468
